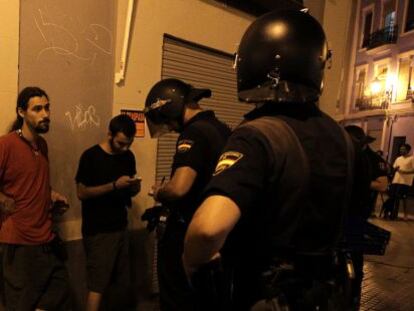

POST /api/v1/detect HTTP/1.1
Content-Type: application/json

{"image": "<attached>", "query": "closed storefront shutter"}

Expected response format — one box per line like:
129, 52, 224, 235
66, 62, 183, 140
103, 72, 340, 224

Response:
155, 35, 251, 182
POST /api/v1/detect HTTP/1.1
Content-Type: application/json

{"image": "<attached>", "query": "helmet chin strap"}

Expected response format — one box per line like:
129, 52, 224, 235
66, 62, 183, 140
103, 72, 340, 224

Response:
169, 107, 186, 133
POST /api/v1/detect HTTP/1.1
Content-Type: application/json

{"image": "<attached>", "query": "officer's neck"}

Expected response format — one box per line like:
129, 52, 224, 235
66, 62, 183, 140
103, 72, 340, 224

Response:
183, 106, 203, 125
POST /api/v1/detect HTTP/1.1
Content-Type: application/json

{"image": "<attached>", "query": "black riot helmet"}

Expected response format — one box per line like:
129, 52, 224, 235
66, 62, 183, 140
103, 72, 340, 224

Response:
144, 78, 211, 137
235, 9, 332, 104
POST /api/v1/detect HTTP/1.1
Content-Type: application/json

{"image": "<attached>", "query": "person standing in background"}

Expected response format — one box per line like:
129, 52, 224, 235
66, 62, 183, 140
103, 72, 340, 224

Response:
345, 126, 388, 218
0, 86, 70, 310
76, 114, 140, 311
364, 146, 389, 216
391, 143, 414, 220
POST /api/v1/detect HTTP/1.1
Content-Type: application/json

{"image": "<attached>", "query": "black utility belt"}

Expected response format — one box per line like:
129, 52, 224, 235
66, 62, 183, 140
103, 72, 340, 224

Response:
262, 252, 340, 280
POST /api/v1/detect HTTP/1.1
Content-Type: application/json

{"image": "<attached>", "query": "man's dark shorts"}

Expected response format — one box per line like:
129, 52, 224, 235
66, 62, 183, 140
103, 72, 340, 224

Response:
83, 230, 130, 293
1, 241, 70, 310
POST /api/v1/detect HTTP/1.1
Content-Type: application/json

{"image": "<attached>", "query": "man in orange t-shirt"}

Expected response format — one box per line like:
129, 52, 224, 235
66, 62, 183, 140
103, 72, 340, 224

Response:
0, 87, 70, 310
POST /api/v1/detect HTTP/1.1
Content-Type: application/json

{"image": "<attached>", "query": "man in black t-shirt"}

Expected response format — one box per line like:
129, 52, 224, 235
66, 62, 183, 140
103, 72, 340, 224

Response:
144, 78, 231, 311
75, 114, 140, 311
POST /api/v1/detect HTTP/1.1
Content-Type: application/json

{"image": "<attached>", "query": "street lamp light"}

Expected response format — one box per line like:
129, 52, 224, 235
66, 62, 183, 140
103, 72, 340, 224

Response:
371, 76, 382, 95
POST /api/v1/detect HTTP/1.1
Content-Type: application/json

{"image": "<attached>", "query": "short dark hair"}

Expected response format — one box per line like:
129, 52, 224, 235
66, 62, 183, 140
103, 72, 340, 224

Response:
109, 114, 136, 138
10, 87, 49, 131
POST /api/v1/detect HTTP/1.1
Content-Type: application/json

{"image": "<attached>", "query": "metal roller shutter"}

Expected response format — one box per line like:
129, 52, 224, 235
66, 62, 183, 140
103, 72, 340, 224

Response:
156, 35, 251, 182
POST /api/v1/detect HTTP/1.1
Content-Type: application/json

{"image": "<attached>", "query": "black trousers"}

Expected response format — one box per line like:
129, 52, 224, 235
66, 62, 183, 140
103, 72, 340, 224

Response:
157, 221, 196, 311
1, 242, 70, 311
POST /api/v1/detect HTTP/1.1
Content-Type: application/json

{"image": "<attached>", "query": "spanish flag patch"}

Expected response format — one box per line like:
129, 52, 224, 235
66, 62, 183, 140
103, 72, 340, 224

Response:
177, 140, 194, 153
213, 151, 243, 176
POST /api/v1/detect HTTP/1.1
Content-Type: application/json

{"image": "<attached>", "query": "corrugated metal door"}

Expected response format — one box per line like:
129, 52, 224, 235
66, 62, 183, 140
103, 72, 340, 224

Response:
156, 35, 251, 182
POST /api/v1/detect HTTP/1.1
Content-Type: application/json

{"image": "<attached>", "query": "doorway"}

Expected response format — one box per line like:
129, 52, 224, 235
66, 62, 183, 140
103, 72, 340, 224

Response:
390, 136, 406, 164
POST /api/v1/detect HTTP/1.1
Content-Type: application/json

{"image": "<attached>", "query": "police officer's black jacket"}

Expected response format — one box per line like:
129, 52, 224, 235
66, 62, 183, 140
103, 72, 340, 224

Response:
204, 103, 353, 307
169, 110, 231, 222
157, 110, 231, 311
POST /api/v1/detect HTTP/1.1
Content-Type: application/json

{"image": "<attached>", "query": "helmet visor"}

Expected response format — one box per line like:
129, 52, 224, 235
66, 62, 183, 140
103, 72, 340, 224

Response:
146, 117, 171, 138
144, 104, 175, 138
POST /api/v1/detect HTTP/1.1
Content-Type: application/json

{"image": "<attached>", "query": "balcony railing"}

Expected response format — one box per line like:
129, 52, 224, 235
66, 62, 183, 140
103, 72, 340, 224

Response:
362, 25, 398, 50
355, 95, 389, 111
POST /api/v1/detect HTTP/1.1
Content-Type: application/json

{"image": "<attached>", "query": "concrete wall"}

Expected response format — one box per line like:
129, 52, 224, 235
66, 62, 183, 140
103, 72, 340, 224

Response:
0, 1, 19, 134
392, 114, 414, 147
317, 0, 355, 118
304, 0, 326, 24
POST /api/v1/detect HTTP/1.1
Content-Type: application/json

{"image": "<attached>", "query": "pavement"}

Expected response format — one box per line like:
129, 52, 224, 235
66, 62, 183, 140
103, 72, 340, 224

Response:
360, 197, 414, 311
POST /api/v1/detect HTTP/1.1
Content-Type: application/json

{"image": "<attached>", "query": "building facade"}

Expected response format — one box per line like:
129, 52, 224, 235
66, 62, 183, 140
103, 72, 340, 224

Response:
345, 0, 414, 163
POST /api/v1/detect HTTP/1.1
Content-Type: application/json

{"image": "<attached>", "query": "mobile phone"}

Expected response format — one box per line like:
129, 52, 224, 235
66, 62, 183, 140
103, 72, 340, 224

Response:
130, 176, 142, 183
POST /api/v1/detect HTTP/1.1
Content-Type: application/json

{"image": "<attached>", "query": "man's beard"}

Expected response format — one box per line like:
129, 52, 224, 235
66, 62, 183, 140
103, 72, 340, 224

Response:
109, 137, 115, 151
109, 137, 122, 154
35, 120, 50, 133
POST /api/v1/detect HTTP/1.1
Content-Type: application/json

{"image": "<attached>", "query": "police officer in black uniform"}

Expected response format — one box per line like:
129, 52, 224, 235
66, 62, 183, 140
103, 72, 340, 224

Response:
183, 10, 354, 311
143, 78, 231, 311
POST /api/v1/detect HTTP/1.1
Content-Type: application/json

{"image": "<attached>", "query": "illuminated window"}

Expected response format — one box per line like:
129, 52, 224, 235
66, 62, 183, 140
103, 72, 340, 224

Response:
405, 0, 414, 32
354, 66, 368, 110
355, 69, 366, 99
374, 65, 388, 94
396, 55, 414, 101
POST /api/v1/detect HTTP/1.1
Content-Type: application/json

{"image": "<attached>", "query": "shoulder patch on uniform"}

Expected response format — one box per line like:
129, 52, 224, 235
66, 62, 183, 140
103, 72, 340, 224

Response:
177, 139, 194, 153
213, 151, 243, 176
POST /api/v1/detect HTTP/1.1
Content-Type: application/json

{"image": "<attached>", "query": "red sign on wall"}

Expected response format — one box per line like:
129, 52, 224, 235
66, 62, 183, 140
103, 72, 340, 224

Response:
120, 109, 145, 137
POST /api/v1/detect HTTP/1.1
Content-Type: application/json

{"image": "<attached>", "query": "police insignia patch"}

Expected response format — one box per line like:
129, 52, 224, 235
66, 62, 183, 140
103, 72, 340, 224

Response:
213, 151, 243, 176
177, 140, 194, 153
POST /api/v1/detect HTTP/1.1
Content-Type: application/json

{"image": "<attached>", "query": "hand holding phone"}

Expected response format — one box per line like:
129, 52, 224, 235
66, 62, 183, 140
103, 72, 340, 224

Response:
127, 176, 141, 195
129, 176, 142, 185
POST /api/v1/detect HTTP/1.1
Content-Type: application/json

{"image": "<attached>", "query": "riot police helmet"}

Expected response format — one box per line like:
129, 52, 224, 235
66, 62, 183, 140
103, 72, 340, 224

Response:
144, 78, 211, 137
235, 9, 331, 104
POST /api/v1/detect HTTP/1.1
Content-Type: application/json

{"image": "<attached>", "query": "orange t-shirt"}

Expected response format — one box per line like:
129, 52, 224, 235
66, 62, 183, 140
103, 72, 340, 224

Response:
0, 132, 54, 244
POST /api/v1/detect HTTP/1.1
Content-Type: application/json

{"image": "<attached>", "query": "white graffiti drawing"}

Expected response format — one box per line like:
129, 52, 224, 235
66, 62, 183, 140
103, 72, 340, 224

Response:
84, 24, 112, 55
34, 7, 113, 64
65, 105, 101, 131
